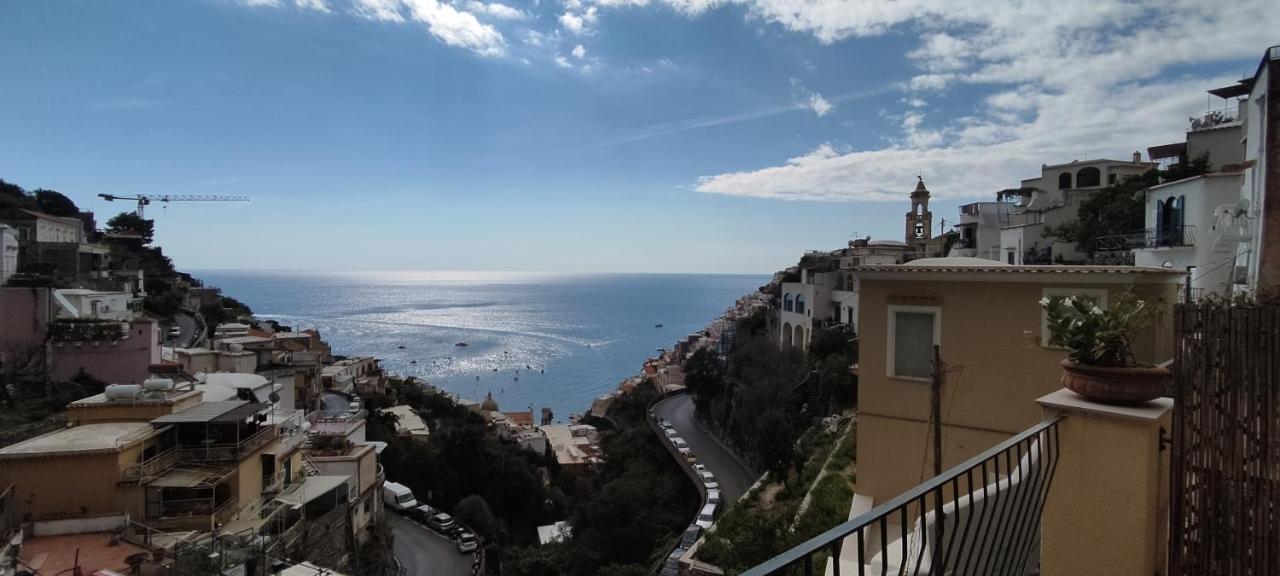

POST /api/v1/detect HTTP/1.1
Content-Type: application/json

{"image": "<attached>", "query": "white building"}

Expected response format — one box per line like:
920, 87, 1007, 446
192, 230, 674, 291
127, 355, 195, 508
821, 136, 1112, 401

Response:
0, 224, 17, 285
1000, 157, 1155, 265
52, 288, 137, 321
1133, 173, 1243, 297
953, 202, 1016, 261
1234, 46, 1280, 291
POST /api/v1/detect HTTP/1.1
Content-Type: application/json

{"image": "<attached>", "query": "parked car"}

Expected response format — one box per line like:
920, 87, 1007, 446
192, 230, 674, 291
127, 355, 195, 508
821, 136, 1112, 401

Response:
662, 547, 684, 575
411, 504, 437, 524
695, 503, 717, 529
706, 489, 721, 507
659, 420, 673, 429
456, 531, 479, 553
427, 512, 457, 534
664, 428, 679, 437
672, 438, 688, 449
700, 471, 718, 490
693, 464, 707, 474
382, 481, 417, 513
680, 524, 702, 548
168, 326, 181, 338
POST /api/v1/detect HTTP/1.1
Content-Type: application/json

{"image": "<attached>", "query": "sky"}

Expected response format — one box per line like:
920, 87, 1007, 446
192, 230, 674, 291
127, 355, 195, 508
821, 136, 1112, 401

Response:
0, 0, 1275, 274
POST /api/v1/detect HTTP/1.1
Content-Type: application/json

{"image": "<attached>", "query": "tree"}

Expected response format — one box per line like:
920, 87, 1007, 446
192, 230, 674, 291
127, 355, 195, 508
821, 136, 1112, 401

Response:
454, 494, 498, 540
32, 189, 78, 216
683, 348, 724, 415
0, 179, 26, 202
106, 211, 155, 244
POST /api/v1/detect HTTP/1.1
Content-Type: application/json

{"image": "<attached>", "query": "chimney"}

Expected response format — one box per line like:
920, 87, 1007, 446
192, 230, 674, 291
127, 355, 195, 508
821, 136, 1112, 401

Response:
1133, 151, 1142, 163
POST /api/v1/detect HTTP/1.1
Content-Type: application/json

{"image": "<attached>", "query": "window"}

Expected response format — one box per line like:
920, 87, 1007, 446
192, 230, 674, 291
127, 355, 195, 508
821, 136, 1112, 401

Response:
795, 294, 806, 315
784, 293, 793, 312
1040, 288, 1108, 347
888, 305, 940, 380
1058, 172, 1072, 190
1108, 173, 1117, 185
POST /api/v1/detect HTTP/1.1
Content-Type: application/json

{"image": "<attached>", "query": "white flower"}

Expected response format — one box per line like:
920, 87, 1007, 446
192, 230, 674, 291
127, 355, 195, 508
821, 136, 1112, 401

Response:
1038, 297, 1051, 306
1091, 306, 1104, 316
1063, 296, 1075, 306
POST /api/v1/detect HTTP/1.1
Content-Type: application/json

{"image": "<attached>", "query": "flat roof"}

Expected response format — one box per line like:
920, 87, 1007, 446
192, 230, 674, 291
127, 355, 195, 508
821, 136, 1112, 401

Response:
1146, 171, 1243, 192
276, 475, 350, 508
151, 400, 263, 424
0, 422, 155, 458
148, 466, 233, 488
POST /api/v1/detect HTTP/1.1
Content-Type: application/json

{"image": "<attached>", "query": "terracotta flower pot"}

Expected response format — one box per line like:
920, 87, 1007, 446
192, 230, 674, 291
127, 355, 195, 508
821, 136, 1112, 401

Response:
1060, 359, 1170, 404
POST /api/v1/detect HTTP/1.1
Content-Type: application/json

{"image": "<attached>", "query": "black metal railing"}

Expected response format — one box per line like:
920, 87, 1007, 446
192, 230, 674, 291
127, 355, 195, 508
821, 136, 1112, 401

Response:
742, 417, 1062, 576
1096, 225, 1196, 252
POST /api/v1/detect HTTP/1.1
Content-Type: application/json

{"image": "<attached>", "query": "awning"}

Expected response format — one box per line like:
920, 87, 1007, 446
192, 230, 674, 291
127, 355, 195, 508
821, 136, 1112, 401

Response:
152, 400, 264, 424
275, 475, 351, 508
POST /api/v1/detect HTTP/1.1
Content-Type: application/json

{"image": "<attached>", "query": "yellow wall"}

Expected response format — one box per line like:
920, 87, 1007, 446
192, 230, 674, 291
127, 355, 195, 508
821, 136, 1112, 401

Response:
0, 445, 146, 521
235, 445, 268, 520
854, 275, 1176, 505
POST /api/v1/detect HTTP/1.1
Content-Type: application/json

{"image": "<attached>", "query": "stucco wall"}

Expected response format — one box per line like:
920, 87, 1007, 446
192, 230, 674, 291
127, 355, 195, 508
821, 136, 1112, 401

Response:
50, 319, 159, 384
854, 274, 1178, 505
0, 448, 145, 521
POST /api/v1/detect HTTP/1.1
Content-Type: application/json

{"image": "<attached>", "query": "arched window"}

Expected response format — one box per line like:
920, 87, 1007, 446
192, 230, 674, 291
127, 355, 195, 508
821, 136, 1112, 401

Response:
1077, 167, 1101, 188
782, 322, 793, 348
796, 294, 806, 315
794, 325, 805, 350
784, 293, 793, 312
1058, 172, 1072, 190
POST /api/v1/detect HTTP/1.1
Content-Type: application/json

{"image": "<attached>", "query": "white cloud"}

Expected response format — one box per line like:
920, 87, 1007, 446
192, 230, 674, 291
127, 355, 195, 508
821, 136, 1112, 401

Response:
559, 6, 597, 34
351, 0, 405, 21
571, 44, 587, 59
806, 93, 832, 117
400, 0, 506, 56
294, 0, 331, 12
554, 55, 573, 68
691, 0, 1280, 202
465, 1, 528, 20
240, 0, 281, 6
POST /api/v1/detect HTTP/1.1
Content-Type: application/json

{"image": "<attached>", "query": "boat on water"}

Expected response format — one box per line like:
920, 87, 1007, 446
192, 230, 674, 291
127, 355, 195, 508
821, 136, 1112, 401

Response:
654, 323, 663, 328
455, 342, 469, 347
398, 345, 406, 349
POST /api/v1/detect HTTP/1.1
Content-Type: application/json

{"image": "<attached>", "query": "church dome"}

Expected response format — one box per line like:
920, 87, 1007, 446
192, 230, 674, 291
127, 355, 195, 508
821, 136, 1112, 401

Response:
480, 391, 500, 412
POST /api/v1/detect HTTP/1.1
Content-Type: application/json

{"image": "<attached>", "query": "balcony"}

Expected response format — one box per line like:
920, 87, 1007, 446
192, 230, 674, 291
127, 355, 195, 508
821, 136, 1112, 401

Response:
121, 448, 178, 482
175, 425, 277, 464
1097, 225, 1196, 252
742, 418, 1062, 576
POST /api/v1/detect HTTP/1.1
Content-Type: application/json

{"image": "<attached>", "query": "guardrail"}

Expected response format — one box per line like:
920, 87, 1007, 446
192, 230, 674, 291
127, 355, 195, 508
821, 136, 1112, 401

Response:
122, 448, 178, 482
176, 425, 277, 463
741, 417, 1063, 576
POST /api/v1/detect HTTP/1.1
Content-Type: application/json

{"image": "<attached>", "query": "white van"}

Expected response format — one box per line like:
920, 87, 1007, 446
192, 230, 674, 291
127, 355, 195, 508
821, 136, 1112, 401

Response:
382, 481, 418, 512
695, 503, 717, 529
672, 438, 688, 449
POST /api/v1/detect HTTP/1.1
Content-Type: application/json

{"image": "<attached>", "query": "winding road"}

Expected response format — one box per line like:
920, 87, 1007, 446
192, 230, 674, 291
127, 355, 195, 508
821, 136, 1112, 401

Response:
653, 392, 759, 504
388, 513, 474, 576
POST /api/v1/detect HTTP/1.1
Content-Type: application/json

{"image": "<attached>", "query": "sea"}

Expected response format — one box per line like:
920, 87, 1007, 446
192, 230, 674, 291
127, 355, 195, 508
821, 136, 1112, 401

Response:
190, 271, 767, 421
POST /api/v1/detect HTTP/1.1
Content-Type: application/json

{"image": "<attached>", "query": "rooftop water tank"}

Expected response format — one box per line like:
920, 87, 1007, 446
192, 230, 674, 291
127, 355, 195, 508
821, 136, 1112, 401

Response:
143, 378, 175, 391
104, 384, 142, 400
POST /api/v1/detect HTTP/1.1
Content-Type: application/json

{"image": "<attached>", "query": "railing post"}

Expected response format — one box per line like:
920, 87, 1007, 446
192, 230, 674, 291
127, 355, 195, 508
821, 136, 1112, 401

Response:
1036, 389, 1173, 576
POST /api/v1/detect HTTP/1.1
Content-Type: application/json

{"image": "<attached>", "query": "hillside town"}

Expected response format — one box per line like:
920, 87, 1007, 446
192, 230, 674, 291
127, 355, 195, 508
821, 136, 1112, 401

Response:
0, 43, 1277, 576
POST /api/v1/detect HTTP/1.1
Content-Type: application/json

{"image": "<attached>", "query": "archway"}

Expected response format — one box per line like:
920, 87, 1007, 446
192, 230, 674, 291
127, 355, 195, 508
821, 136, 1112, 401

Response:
782, 322, 793, 348
1077, 167, 1101, 188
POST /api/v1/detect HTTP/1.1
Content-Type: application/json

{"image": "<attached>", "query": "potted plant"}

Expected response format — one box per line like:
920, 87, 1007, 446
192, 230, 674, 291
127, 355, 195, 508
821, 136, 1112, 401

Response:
1040, 291, 1168, 404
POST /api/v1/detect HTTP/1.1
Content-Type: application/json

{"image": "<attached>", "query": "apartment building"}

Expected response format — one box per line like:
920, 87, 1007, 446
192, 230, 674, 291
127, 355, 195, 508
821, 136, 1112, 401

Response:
853, 257, 1182, 506
1000, 156, 1155, 264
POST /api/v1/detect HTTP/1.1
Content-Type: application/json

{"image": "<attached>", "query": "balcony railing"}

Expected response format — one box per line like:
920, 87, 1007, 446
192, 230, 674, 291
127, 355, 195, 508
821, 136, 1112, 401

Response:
742, 417, 1062, 576
175, 425, 277, 463
121, 448, 178, 482
1097, 225, 1196, 252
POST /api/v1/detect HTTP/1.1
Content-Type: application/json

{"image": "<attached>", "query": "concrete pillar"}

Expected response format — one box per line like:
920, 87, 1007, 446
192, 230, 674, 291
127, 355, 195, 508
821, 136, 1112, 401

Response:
1036, 388, 1173, 576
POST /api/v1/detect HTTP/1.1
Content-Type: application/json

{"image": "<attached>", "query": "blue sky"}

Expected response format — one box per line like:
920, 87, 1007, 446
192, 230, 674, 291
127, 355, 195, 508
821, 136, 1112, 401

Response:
0, 0, 1274, 273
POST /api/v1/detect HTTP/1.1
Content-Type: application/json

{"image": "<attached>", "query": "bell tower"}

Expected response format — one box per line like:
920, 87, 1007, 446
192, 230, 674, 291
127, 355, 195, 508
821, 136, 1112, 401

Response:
905, 176, 933, 255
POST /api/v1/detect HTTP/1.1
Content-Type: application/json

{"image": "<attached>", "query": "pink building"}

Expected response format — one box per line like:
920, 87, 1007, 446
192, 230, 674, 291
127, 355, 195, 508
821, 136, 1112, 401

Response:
50, 318, 160, 384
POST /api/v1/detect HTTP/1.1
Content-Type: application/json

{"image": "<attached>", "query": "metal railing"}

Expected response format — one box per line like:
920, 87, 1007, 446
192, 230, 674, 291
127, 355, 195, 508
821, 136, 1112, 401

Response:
122, 448, 178, 482
1096, 225, 1197, 252
176, 425, 277, 463
742, 417, 1062, 576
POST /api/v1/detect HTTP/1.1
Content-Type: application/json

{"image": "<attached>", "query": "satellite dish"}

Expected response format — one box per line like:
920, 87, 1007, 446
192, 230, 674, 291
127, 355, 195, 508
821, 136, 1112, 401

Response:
268, 391, 281, 404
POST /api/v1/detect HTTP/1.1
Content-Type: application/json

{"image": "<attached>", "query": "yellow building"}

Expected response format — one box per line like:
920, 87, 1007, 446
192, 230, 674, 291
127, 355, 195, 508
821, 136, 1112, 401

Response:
853, 258, 1182, 506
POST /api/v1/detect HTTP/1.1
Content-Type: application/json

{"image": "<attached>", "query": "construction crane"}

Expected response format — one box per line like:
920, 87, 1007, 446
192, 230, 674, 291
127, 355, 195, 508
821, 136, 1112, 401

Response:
97, 194, 250, 217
